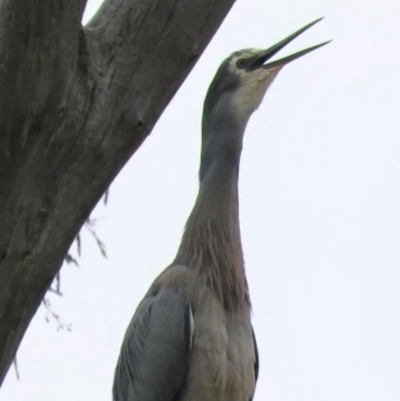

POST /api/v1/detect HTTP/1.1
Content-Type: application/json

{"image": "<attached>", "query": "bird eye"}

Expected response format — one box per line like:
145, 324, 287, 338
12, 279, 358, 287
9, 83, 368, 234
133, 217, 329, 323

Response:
236, 59, 247, 69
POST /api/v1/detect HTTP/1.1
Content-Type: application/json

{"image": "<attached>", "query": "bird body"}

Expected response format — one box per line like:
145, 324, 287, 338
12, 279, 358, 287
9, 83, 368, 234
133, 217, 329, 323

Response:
112, 264, 256, 401
113, 18, 329, 401
152, 264, 255, 401
113, 120, 258, 400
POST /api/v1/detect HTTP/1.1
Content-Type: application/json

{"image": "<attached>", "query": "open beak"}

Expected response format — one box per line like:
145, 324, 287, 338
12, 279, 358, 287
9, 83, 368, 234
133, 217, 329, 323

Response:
250, 18, 331, 71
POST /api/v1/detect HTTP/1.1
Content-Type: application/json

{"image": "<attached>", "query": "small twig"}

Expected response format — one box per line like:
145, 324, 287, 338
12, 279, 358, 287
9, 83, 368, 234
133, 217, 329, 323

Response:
34, 205, 109, 381
42, 298, 72, 332
47, 287, 63, 296
13, 356, 20, 380
47, 273, 63, 296
55, 272, 61, 294
65, 253, 79, 267
104, 188, 110, 205
76, 233, 81, 256
85, 219, 107, 259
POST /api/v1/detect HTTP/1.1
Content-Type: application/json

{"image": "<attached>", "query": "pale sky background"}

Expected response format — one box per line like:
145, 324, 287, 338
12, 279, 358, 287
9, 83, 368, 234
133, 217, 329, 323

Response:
2, 0, 400, 400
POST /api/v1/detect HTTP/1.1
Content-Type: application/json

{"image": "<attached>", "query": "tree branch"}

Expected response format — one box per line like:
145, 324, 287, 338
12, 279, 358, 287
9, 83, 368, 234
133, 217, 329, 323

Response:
0, 0, 236, 384
0, 0, 88, 155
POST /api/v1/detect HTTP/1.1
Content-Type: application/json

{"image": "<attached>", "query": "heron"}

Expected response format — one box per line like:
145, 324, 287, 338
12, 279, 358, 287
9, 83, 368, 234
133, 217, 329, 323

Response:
113, 18, 329, 401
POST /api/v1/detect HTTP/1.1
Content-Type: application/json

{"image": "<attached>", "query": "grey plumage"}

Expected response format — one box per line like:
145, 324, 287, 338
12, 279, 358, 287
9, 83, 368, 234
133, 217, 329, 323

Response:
113, 18, 329, 401
113, 288, 193, 401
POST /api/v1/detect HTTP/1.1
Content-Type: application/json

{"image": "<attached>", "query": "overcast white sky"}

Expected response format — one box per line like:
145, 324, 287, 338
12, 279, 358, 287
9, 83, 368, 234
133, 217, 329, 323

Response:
3, 0, 400, 400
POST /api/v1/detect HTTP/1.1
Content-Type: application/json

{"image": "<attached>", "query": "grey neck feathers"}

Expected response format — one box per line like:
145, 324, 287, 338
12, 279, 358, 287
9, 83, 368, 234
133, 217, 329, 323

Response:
175, 109, 250, 310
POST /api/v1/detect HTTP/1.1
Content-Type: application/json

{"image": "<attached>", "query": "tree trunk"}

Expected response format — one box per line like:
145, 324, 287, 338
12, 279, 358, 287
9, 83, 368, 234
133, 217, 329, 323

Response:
0, 0, 235, 384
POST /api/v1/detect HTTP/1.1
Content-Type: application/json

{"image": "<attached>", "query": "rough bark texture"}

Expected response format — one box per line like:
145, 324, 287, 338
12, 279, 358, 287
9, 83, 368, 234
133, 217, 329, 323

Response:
0, 0, 235, 384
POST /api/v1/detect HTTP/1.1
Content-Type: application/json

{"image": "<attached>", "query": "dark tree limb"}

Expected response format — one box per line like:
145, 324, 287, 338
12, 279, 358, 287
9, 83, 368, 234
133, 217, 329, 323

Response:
0, 0, 235, 384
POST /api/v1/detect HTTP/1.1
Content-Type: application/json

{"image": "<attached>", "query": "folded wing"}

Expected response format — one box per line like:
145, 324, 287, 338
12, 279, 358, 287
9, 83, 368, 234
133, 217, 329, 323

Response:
113, 288, 193, 401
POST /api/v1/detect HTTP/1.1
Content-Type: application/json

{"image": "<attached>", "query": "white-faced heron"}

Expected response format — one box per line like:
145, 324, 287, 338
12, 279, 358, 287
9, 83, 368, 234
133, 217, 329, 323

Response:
112, 18, 329, 401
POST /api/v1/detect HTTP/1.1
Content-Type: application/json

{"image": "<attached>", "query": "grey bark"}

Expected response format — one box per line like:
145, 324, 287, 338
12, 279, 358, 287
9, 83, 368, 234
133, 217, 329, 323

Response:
0, 0, 235, 384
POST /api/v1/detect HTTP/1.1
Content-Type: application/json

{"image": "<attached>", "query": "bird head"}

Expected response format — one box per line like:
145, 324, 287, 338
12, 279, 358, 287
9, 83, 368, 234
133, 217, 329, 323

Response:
203, 18, 330, 126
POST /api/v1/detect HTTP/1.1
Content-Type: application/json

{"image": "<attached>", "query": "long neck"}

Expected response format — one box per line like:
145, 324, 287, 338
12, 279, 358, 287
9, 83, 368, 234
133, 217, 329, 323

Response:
174, 111, 250, 309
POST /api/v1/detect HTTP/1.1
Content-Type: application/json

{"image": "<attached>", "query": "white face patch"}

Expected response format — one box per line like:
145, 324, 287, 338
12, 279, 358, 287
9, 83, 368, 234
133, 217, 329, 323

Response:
227, 48, 263, 77
226, 49, 282, 122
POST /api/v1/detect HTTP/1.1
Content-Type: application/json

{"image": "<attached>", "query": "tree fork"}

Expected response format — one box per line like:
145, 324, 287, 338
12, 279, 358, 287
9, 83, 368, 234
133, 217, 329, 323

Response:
0, 0, 235, 384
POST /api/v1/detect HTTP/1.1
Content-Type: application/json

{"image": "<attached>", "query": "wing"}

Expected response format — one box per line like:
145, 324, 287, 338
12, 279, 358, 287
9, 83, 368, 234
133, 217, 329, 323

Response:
113, 287, 193, 401
250, 325, 259, 401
